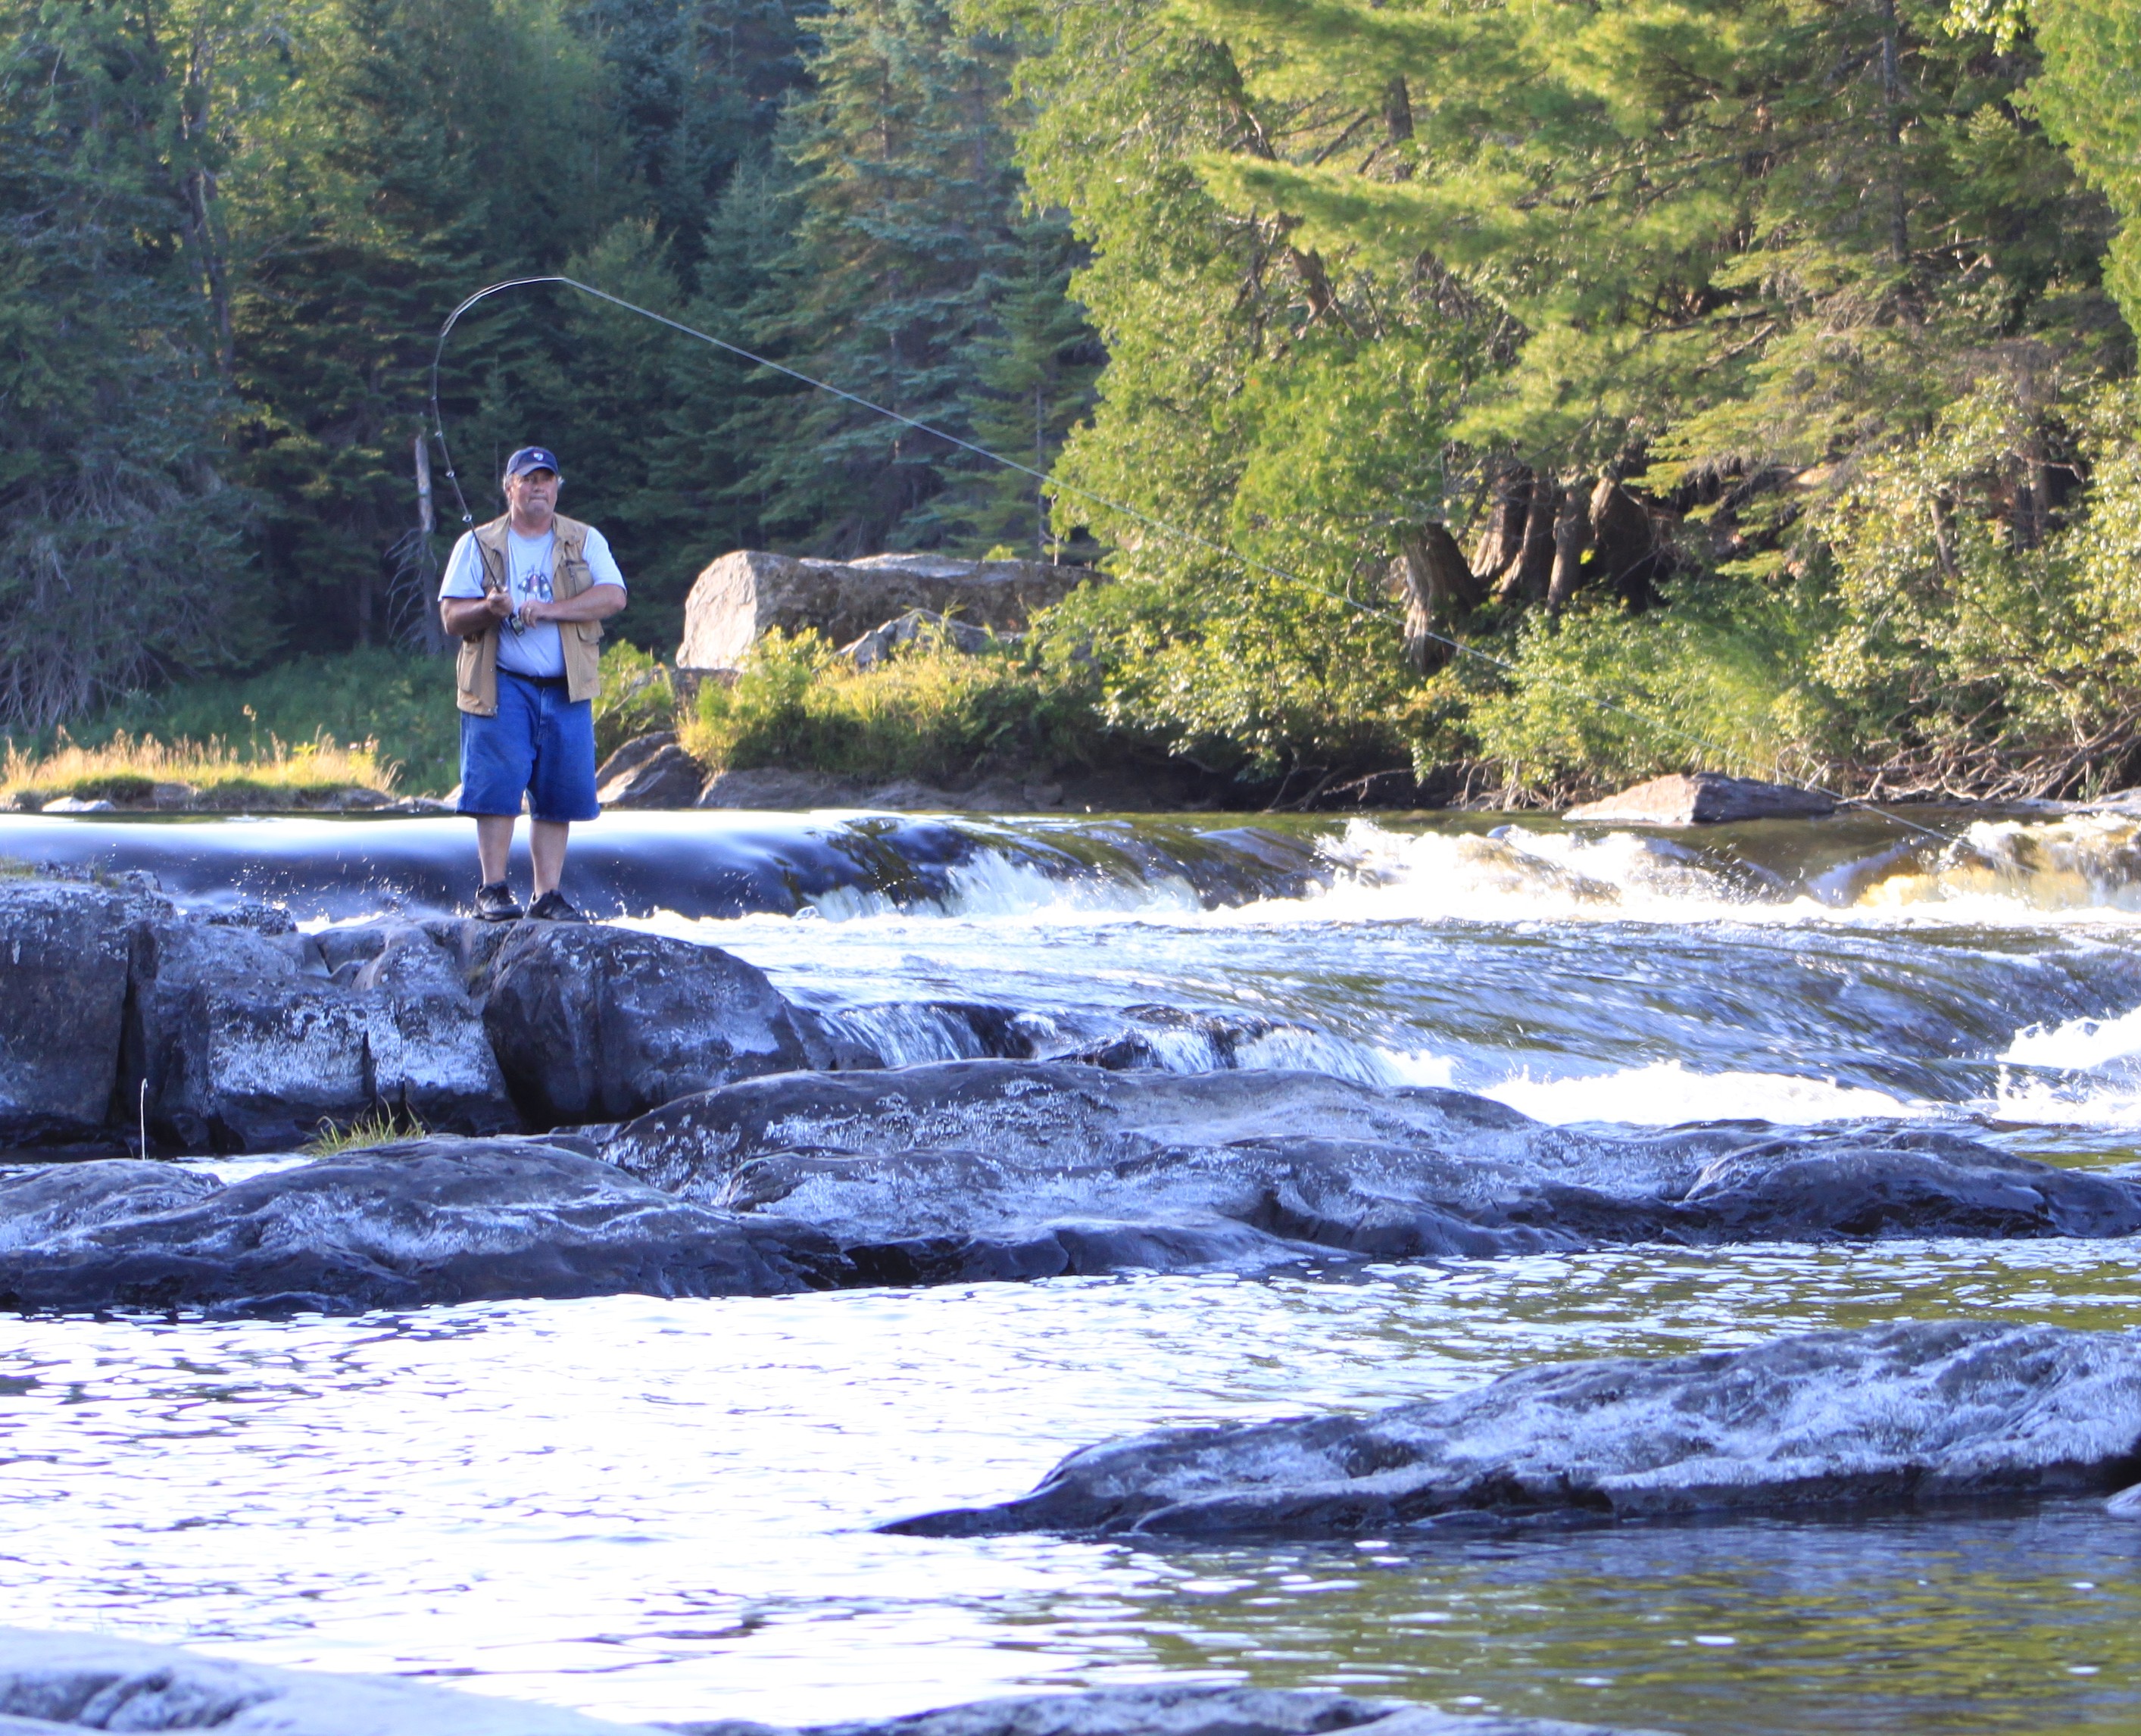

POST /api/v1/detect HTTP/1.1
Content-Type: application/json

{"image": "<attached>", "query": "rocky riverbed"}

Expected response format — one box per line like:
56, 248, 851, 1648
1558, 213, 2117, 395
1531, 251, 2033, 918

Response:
8, 808, 2141, 1732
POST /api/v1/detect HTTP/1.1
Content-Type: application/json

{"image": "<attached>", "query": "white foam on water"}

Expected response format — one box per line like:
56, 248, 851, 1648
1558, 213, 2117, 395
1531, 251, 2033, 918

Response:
1377, 1051, 1925, 1127
807, 848, 1204, 923
1983, 1004, 2141, 1129
2004, 1004, 2141, 1073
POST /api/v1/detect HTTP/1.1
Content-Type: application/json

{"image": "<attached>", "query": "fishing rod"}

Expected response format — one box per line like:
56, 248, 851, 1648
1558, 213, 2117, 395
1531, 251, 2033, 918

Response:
427, 274, 1976, 851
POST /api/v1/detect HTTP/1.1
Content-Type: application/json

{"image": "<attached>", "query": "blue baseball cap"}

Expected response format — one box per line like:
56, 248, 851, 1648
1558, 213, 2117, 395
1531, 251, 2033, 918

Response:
504, 446, 562, 479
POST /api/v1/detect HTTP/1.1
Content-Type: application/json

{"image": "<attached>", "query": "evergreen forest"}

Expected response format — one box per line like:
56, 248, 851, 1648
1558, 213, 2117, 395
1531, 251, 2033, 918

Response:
4, 0, 2139, 804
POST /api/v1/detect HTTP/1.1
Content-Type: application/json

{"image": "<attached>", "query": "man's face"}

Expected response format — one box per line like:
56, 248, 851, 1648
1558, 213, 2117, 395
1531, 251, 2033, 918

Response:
504, 467, 560, 522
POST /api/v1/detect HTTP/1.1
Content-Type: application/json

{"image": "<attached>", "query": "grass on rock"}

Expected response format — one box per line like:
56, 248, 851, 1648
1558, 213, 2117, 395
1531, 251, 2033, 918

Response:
304, 1105, 428, 1156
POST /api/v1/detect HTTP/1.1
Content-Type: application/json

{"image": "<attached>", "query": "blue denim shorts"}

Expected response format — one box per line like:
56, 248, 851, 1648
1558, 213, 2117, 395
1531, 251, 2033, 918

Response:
457, 673, 600, 822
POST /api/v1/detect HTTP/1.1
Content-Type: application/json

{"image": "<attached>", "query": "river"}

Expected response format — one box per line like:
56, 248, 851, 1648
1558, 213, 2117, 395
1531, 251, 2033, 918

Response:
2, 804, 2138, 1733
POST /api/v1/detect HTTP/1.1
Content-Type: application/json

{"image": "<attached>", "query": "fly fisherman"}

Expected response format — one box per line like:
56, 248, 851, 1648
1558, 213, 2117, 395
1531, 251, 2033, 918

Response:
438, 446, 627, 922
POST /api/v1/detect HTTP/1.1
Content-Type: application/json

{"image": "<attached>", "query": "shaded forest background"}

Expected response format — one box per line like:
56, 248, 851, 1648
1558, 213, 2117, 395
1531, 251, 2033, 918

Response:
3, 0, 2139, 803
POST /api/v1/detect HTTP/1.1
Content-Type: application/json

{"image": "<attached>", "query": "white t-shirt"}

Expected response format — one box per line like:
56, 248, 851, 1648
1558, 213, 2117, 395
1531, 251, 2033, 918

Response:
439, 523, 626, 678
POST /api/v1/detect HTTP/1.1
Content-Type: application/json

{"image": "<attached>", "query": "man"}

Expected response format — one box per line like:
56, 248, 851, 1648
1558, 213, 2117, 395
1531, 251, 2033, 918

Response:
438, 446, 627, 922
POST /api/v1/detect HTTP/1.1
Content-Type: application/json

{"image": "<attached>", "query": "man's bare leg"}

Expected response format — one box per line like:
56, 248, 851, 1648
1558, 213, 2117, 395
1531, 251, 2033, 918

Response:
475, 815, 516, 886
530, 819, 570, 898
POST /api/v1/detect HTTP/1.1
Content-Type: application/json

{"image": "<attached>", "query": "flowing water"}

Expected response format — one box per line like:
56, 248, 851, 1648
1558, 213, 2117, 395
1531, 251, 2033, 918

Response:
5, 804, 2141, 1733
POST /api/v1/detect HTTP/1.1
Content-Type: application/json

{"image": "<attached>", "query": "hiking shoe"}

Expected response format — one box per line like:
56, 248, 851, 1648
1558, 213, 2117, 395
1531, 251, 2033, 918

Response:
527, 888, 585, 923
473, 880, 523, 922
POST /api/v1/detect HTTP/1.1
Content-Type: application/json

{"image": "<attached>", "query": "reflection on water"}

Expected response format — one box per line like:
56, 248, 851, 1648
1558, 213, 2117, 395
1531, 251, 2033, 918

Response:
2, 1244, 2138, 1732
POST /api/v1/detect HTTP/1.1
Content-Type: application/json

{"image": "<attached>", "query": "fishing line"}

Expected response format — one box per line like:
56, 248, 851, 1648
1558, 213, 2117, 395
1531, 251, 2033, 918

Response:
428, 274, 1974, 852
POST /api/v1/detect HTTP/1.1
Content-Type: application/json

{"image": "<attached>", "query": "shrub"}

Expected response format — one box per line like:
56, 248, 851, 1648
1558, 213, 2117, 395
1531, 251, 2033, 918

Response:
593, 642, 676, 760
682, 625, 1107, 784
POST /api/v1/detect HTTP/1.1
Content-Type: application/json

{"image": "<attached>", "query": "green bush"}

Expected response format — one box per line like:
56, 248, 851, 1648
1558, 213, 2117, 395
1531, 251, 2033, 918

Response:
593, 642, 677, 761
682, 626, 1108, 784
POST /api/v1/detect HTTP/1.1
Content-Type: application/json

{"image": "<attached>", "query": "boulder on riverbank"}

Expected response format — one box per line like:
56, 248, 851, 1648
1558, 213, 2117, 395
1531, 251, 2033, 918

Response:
677, 550, 1087, 673
885, 1319, 2141, 1539
0, 1628, 1673, 1736
1565, 773, 1834, 825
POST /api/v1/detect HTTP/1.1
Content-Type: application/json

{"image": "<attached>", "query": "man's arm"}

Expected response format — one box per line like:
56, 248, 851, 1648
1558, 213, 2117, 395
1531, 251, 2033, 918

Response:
442, 590, 513, 638
520, 583, 626, 627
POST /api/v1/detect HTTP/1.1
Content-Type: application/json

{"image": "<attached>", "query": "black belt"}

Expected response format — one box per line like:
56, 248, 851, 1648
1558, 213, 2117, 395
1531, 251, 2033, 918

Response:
500, 670, 569, 688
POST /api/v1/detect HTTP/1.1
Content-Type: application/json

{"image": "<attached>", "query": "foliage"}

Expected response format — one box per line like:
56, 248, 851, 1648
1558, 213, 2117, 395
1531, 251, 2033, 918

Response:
0, 0, 269, 731
64, 648, 460, 793
594, 640, 679, 760
960, 0, 2141, 799
682, 625, 1106, 782
12, 0, 2141, 801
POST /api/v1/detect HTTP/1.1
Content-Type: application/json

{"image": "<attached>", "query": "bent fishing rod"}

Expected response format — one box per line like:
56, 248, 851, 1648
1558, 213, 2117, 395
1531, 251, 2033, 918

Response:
427, 274, 1974, 852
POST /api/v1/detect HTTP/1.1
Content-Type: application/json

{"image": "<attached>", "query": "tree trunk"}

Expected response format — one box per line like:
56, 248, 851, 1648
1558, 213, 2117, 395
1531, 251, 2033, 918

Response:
1471, 464, 1532, 590
1390, 524, 1480, 673
1545, 479, 1594, 613
1497, 476, 1559, 604
1586, 478, 1666, 608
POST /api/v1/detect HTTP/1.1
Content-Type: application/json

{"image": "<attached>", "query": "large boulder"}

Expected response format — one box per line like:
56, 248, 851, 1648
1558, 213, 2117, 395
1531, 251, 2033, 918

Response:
126, 916, 377, 1152
348, 924, 518, 1133
604, 1060, 2141, 1282
0, 880, 155, 1144
479, 923, 820, 1126
677, 550, 1088, 672
126, 916, 516, 1152
886, 1319, 2141, 1539
704, 1687, 1672, 1736
0, 1137, 840, 1316
1565, 772, 1834, 825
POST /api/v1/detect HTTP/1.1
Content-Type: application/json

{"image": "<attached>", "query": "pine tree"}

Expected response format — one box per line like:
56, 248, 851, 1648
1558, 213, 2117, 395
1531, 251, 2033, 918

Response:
232, 0, 624, 654
955, 207, 1103, 558
741, 0, 1025, 554
568, 0, 816, 288
0, 0, 267, 730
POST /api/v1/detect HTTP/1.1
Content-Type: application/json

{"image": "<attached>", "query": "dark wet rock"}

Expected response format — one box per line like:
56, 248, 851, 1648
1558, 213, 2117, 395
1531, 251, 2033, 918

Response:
606, 1061, 2141, 1280
0, 1137, 838, 1316
201, 898, 296, 935
0, 882, 155, 1145
0, 1626, 664, 1734
127, 916, 514, 1151
481, 924, 819, 1127
351, 926, 517, 1133
125, 916, 373, 1154
0, 1161, 220, 1250
885, 1320, 2141, 1540
1565, 772, 1834, 826
677, 1684, 1671, 1736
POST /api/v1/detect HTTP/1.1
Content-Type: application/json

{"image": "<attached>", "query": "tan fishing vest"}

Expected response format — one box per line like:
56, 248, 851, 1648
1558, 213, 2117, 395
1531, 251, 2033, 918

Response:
454, 512, 607, 715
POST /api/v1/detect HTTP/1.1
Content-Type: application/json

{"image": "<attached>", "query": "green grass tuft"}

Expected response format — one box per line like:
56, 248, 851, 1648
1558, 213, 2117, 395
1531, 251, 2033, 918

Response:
304, 1105, 428, 1156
